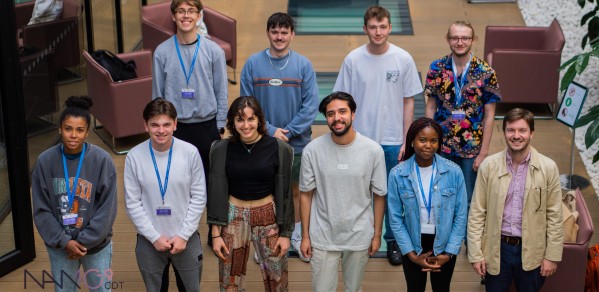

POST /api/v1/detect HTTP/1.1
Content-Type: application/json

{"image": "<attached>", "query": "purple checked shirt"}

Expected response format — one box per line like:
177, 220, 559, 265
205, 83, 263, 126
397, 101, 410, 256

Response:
501, 150, 531, 237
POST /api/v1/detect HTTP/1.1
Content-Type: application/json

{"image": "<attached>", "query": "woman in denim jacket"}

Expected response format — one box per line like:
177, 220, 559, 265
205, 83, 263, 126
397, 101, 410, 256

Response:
388, 117, 467, 292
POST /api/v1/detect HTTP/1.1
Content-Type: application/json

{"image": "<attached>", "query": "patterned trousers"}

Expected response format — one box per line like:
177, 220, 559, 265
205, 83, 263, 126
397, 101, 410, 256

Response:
219, 201, 288, 292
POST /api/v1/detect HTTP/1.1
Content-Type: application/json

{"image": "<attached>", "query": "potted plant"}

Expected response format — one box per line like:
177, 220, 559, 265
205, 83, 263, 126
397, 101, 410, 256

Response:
560, 0, 599, 163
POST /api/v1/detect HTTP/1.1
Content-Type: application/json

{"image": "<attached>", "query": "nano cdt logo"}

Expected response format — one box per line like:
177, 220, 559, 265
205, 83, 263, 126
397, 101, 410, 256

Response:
23, 269, 124, 290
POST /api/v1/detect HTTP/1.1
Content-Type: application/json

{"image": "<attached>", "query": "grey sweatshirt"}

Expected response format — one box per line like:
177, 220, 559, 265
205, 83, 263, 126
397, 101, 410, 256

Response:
31, 143, 117, 254
152, 35, 228, 128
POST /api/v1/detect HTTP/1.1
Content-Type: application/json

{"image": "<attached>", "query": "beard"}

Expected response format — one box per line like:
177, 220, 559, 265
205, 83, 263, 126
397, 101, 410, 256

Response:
329, 120, 352, 137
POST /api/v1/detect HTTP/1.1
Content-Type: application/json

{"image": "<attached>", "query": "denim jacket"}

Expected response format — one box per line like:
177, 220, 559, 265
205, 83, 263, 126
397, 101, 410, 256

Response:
387, 153, 467, 256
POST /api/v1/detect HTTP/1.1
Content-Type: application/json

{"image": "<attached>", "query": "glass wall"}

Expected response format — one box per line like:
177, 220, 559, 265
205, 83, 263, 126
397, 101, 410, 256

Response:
0, 99, 15, 257
0, 0, 36, 277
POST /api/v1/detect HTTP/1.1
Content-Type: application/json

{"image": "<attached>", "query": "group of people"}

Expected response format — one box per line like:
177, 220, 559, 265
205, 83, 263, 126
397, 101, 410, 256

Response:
30, 1, 564, 292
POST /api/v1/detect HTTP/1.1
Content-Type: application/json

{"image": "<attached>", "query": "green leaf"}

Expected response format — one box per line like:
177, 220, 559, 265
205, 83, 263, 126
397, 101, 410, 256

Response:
582, 34, 589, 49
579, 0, 586, 8
574, 105, 599, 127
576, 53, 591, 73
593, 150, 599, 164
581, 9, 597, 26
590, 17, 599, 41
560, 64, 577, 92
560, 55, 579, 70
584, 119, 599, 149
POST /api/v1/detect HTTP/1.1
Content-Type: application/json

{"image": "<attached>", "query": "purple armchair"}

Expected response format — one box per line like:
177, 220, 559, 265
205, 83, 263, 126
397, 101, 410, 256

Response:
484, 19, 565, 105
141, 1, 237, 83
82, 50, 152, 154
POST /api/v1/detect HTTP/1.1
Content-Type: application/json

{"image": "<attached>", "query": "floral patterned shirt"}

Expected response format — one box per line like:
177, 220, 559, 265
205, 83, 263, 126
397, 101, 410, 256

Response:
425, 54, 501, 158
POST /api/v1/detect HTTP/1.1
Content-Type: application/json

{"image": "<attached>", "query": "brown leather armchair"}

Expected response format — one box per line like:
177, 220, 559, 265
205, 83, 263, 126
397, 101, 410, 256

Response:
82, 50, 152, 154
141, 1, 237, 83
484, 19, 565, 105
16, 0, 83, 83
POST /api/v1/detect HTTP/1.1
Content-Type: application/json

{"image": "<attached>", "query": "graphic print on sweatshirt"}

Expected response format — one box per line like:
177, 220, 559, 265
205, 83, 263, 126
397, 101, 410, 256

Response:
53, 177, 93, 230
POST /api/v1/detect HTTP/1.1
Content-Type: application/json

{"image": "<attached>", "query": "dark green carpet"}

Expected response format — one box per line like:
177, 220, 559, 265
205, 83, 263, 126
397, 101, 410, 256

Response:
288, 0, 413, 35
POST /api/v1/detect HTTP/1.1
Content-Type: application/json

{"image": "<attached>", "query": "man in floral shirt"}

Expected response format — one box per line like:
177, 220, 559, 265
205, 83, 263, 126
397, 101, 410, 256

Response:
425, 21, 500, 209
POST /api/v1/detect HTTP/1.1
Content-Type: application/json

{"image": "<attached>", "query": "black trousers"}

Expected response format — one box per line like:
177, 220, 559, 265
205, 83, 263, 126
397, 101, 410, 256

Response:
173, 118, 221, 181
401, 233, 458, 292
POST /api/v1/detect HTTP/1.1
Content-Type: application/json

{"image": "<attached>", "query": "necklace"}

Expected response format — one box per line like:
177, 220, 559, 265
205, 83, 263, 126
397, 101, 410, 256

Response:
268, 50, 291, 70
242, 142, 257, 154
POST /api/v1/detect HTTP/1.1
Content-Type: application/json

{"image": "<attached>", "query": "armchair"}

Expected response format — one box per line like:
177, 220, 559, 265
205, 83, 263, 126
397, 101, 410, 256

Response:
484, 19, 565, 106
508, 188, 594, 292
141, 1, 237, 83
82, 50, 153, 154
16, 0, 83, 83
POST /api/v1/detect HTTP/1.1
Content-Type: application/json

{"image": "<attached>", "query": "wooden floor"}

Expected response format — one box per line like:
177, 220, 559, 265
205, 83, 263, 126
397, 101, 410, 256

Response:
2, 0, 598, 291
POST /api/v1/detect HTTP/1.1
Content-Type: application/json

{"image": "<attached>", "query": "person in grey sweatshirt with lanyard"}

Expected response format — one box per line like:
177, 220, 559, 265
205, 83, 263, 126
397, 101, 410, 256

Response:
32, 96, 117, 292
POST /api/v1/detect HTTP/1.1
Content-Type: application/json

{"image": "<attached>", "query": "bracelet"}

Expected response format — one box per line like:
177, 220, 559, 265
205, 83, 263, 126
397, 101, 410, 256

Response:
212, 235, 221, 239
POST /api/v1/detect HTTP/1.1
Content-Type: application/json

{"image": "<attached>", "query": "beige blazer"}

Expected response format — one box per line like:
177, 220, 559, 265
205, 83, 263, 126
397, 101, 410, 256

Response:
467, 147, 563, 275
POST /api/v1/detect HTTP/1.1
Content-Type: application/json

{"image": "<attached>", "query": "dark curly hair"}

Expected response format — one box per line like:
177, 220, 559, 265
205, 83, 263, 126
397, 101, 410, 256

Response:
60, 96, 93, 129
226, 96, 267, 143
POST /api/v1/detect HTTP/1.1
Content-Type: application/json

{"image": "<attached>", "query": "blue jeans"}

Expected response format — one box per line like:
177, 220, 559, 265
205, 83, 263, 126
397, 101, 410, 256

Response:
46, 241, 113, 292
485, 242, 545, 292
382, 144, 401, 242
440, 153, 476, 208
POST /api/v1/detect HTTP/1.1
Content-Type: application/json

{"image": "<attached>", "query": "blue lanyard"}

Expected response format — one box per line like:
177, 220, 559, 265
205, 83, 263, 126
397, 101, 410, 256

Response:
149, 138, 174, 204
451, 54, 471, 106
174, 34, 201, 87
61, 143, 86, 212
415, 158, 435, 222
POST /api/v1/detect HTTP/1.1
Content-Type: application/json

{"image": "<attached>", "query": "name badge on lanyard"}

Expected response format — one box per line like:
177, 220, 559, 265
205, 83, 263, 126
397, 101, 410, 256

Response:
61, 143, 86, 226
157, 206, 172, 216
174, 34, 200, 99
452, 110, 466, 121
181, 88, 195, 99
150, 139, 174, 216
62, 213, 78, 225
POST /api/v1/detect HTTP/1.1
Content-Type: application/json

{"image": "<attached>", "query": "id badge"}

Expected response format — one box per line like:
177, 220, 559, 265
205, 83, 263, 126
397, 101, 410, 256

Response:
452, 110, 466, 120
181, 88, 195, 99
62, 213, 78, 225
421, 222, 435, 234
156, 206, 172, 216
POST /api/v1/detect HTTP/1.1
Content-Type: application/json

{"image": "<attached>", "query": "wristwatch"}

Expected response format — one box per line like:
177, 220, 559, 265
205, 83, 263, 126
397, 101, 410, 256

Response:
443, 252, 455, 259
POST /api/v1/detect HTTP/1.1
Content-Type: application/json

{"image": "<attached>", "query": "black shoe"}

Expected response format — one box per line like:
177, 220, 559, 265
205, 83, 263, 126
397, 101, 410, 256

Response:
387, 240, 402, 266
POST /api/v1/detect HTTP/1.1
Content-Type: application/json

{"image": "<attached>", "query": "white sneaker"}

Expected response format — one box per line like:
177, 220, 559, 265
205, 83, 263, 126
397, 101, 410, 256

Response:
291, 236, 310, 262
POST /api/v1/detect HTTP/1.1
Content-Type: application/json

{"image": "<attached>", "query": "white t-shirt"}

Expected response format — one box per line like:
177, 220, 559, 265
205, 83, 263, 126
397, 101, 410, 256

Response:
334, 44, 423, 145
414, 163, 435, 234
300, 132, 387, 251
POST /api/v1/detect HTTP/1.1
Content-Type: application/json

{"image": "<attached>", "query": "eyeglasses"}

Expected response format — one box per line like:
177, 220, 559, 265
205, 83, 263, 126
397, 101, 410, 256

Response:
448, 36, 473, 43
174, 8, 199, 16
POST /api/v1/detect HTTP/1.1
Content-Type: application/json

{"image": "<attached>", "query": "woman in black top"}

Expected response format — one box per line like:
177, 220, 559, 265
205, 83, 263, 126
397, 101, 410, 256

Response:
208, 96, 294, 291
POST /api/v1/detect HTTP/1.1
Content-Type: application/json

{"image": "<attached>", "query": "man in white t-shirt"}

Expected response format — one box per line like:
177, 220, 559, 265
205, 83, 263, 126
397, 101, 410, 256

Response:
299, 91, 387, 292
333, 5, 423, 266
